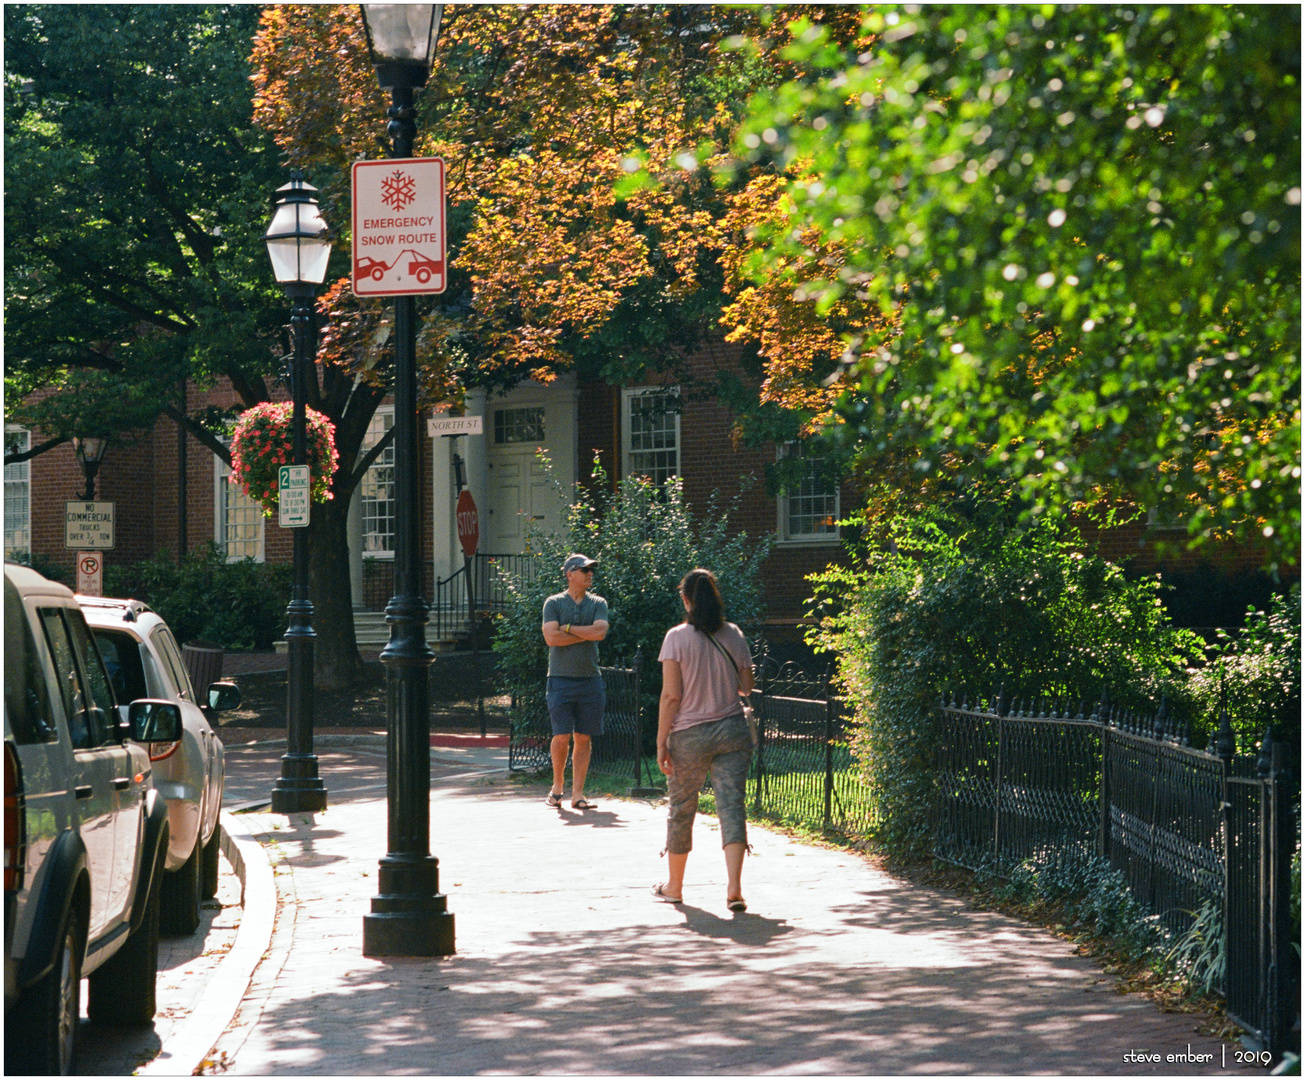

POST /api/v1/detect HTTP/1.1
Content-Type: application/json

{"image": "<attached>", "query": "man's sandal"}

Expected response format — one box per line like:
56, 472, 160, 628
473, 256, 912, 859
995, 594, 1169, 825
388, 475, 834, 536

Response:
571, 797, 597, 810
652, 884, 683, 903
546, 792, 564, 808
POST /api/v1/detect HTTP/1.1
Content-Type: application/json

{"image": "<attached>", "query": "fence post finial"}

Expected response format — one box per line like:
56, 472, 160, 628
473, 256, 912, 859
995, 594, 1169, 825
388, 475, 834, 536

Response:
995, 683, 1006, 717
1154, 695, 1168, 740
1215, 701, 1236, 761
1256, 726, 1275, 778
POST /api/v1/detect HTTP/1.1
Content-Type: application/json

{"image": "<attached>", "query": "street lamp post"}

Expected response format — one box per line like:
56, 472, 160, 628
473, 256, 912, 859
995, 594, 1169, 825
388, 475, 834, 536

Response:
72, 436, 108, 501
264, 171, 332, 816
358, 3, 455, 957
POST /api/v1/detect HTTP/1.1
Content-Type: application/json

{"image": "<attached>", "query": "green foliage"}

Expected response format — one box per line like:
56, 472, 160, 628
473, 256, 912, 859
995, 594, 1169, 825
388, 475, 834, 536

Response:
4, 4, 289, 444
981, 848, 1165, 960
492, 455, 772, 733
733, 4, 1300, 564
1165, 898, 1226, 997
809, 508, 1203, 855
103, 544, 292, 651
1186, 585, 1301, 752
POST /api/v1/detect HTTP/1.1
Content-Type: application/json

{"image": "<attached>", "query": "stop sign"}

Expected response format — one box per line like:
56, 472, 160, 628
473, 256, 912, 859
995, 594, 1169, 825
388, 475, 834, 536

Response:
456, 489, 479, 559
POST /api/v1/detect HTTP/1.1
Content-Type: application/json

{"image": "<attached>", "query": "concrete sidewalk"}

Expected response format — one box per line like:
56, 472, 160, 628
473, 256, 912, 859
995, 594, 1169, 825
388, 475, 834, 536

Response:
200, 741, 1252, 1076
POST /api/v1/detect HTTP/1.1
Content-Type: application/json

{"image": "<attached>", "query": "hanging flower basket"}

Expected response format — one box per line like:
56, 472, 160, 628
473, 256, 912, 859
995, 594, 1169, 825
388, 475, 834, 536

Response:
229, 402, 339, 517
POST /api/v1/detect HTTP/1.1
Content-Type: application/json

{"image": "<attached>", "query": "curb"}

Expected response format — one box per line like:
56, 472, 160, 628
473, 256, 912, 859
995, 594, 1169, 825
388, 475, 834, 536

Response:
136, 812, 277, 1076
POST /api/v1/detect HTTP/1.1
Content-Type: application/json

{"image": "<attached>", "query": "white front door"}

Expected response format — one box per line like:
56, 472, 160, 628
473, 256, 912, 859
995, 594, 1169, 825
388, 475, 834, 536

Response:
483, 387, 576, 555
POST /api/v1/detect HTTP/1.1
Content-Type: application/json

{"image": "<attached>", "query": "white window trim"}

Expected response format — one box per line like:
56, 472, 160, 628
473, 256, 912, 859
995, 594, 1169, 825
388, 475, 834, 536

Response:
622, 385, 681, 485
775, 443, 841, 546
4, 425, 32, 559
214, 441, 264, 563
360, 406, 396, 560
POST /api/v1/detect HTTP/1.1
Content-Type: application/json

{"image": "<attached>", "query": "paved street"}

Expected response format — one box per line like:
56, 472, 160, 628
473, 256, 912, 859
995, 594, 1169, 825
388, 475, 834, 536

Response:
134, 736, 1261, 1077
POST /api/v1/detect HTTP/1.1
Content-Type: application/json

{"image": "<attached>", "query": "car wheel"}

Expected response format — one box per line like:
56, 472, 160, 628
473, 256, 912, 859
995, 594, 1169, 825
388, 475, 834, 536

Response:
7, 906, 82, 1074
160, 837, 202, 936
201, 825, 221, 900
87, 849, 160, 1026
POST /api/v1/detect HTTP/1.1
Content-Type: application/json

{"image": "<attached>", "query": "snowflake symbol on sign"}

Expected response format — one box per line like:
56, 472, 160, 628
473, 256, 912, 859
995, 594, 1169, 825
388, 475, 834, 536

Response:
380, 169, 417, 212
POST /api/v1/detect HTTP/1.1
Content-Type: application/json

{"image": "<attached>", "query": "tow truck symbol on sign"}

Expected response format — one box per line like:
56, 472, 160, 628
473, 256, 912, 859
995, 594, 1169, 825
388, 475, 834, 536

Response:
353, 250, 445, 287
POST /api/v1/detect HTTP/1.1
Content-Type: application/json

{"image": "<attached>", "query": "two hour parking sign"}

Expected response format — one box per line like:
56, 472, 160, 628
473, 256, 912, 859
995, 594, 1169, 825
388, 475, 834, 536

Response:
351, 158, 447, 297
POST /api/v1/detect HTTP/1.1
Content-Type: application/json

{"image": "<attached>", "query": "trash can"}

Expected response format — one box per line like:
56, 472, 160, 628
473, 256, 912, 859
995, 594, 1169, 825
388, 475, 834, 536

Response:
182, 640, 224, 700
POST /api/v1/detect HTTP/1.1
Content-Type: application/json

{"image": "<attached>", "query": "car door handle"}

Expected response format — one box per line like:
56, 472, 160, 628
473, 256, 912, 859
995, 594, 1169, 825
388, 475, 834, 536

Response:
75, 785, 94, 800
113, 777, 132, 790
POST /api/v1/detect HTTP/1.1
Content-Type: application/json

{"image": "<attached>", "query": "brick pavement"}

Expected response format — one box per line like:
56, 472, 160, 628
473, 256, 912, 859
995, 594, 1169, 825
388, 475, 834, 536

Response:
195, 741, 1258, 1076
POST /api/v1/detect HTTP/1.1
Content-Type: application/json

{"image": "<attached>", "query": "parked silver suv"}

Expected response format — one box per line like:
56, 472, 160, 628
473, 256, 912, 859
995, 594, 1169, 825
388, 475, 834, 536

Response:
4, 564, 180, 1074
78, 597, 236, 936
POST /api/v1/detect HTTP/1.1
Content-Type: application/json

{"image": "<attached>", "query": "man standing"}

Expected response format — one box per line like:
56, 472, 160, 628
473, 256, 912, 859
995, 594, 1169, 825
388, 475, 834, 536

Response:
541, 553, 609, 810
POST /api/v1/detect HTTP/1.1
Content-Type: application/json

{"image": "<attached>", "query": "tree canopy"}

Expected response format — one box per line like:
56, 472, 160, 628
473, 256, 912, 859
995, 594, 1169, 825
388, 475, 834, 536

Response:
729, 4, 1300, 567
3, 5, 288, 458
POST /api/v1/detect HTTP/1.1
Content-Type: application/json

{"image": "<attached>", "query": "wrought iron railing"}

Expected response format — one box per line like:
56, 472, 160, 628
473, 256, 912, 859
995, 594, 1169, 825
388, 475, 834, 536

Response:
934, 691, 1299, 1056
506, 651, 647, 791
362, 552, 540, 641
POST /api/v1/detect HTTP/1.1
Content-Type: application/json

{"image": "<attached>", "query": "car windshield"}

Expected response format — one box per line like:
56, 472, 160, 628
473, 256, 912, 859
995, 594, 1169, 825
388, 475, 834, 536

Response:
92, 628, 147, 705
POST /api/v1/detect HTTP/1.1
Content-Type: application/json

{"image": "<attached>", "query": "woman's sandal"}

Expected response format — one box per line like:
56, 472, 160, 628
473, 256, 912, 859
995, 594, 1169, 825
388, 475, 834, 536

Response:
545, 792, 563, 808
727, 897, 747, 912
652, 884, 683, 903
571, 797, 597, 810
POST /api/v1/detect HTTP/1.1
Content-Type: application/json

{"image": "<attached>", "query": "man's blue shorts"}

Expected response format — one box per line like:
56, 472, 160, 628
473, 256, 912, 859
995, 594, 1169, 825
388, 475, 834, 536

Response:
546, 676, 606, 737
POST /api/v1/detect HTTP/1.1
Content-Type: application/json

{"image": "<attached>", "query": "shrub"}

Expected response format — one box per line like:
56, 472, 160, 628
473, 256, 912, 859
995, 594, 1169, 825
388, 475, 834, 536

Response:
103, 544, 293, 650
808, 509, 1203, 857
492, 455, 772, 739
1187, 585, 1300, 753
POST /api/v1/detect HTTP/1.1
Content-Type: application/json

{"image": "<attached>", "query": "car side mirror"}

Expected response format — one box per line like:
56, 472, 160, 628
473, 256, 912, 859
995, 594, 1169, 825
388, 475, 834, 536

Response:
207, 682, 242, 712
128, 700, 182, 744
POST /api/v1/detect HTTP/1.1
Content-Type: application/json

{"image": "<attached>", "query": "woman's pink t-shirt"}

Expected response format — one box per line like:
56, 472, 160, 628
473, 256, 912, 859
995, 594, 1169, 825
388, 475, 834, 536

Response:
658, 621, 751, 732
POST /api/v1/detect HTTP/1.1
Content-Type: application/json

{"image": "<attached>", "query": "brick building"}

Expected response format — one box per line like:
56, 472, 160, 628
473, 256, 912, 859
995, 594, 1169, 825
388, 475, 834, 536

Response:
5, 340, 1289, 645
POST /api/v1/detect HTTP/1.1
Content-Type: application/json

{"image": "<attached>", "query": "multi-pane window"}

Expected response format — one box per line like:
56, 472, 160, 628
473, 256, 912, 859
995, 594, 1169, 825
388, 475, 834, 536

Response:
4, 427, 31, 558
778, 445, 839, 543
360, 408, 395, 556
215, 444, 263, 561
624, 387, 680, 488
493, 407, 545, 445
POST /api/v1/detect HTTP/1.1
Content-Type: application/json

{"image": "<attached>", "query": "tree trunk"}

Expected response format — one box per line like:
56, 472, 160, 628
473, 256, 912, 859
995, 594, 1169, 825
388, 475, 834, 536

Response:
307, 494, 367, 691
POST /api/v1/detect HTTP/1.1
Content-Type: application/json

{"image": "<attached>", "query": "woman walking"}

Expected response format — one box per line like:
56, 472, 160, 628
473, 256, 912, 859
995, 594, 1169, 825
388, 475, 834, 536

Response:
653, 568, 755, 911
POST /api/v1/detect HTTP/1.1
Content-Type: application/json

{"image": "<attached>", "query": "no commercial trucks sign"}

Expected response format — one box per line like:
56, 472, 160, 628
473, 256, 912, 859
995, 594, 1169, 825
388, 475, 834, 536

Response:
351, 157, 447, 297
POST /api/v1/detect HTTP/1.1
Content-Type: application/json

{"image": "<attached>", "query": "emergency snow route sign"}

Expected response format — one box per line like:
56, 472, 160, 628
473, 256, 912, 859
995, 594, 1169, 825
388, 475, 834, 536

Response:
351, 157, 447, 296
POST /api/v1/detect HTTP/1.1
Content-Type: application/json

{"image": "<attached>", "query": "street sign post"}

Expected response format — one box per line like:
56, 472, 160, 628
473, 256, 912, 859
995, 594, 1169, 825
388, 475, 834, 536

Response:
351, 158, 446, 297
76, 552, 103, 597
65, 501, 114, 550
278, 465, 311, 528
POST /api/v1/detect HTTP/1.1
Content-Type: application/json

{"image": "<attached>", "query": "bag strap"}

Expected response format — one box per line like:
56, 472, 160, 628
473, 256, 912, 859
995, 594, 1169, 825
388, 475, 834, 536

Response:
705, 630, 744, 691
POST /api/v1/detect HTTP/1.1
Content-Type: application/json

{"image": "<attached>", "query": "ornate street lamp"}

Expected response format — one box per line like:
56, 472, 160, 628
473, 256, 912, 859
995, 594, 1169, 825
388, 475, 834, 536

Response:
358, 3, 455, 958
72, 436, 108, 501
265, 171, 332, 815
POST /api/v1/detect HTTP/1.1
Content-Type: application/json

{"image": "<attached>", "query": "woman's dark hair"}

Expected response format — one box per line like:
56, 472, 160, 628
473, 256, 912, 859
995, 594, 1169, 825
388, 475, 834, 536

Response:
680, 568, 724, 635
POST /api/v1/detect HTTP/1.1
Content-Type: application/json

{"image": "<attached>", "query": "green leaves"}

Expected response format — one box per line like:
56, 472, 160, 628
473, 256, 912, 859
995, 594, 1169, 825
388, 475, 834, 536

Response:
733, 5, 1300, 564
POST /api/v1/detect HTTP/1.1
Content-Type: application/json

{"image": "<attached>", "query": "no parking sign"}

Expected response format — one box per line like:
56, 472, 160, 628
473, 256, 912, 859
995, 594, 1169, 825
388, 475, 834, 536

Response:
77, 552, 103, 597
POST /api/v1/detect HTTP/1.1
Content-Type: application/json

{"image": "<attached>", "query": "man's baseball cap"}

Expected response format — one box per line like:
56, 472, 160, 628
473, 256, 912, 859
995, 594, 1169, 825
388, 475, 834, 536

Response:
562, 553, 598, 574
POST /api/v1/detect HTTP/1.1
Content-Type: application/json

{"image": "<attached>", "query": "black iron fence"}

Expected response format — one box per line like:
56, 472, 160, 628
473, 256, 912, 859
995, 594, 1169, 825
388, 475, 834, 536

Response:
362, 553, 540, 642
934, 691, 1299, 1055
506, 651, 648, 791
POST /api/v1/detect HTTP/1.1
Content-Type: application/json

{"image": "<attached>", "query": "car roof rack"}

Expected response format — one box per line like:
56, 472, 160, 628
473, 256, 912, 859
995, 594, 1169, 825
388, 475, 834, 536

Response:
76, 595, 153, 622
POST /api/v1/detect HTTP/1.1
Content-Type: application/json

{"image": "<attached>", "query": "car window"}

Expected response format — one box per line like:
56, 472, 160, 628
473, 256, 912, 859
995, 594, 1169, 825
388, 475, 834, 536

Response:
92, 628, 147, 705
151, 625, 195, 701
39, 608, 111, 749
65, 612, 118, 722
4, 580, 57, 745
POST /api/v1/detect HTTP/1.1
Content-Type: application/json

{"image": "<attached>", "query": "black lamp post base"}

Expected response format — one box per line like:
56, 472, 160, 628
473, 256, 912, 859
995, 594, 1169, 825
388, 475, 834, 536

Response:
271, 754, 328, 814
362, 855, 455, 956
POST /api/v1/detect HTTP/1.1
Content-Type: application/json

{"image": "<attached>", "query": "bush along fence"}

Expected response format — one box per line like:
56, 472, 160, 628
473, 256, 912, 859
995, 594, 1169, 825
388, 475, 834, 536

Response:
934, 690, 1299, 1056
